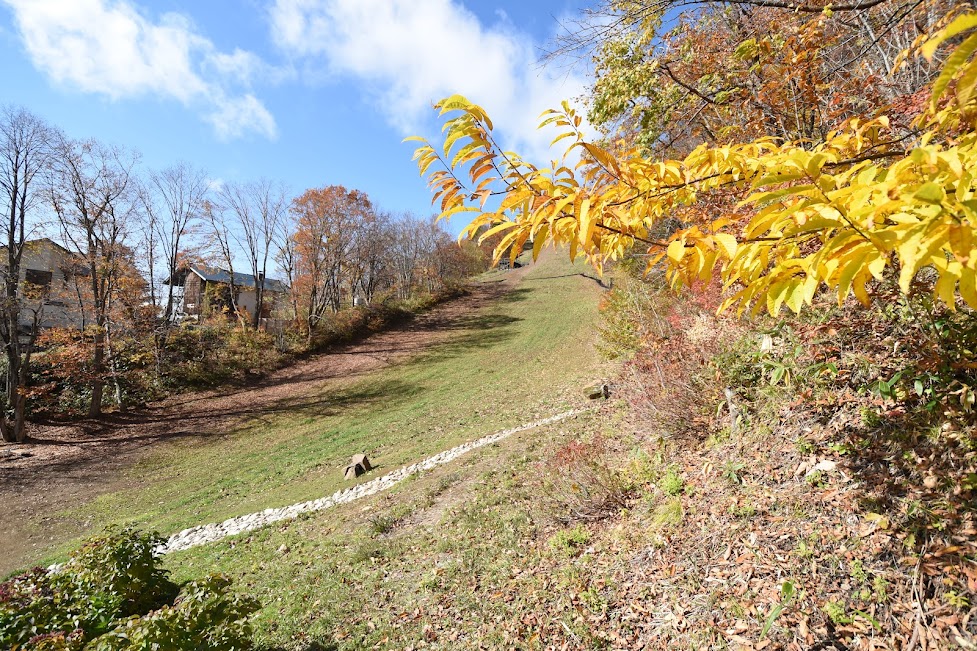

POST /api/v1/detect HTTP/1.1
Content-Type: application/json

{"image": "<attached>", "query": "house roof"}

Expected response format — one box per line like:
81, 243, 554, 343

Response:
0, 237, 82, 258
186, 266, 288, 293
29, 238, 77, 256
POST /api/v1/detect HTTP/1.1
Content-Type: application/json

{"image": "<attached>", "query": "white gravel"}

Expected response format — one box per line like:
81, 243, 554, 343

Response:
156, 409, 583, 555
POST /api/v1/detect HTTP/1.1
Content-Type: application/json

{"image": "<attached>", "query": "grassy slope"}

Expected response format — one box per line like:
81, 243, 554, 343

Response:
30, 252, 607, 569
166, 264, 977, 651
166, 411, 609, 651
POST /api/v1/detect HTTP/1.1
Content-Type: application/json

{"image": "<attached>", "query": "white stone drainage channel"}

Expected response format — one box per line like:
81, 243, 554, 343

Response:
157, 409, 584, 555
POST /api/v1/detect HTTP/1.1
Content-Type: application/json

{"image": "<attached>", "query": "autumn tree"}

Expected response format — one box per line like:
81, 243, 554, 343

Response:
410, 9, 977, 318
0, 106, 55, 442
50, 137, 139, 417
290, 185, 374, 338
560, 0, 953, 154
432, 227, 488, 285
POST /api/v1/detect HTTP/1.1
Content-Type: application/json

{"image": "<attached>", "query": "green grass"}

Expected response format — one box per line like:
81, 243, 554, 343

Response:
27, 252, 608, 569
163, 412, 605, 650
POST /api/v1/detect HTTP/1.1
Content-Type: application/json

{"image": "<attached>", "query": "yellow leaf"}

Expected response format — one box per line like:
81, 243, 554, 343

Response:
930, 32, 977, 108
960, 267, 977, 308
666, 239, 686, 264
550, 130, 576, 147
852, 271, 872, 306
867, 254, 887, 280
914, 182, 947, 205
935, 259, 962, 308
767, 280, 790, 315
922, 13, 977, 60
714, 233, 738, 258
785, 278, 806, 314
532, 232, 546, 261
578, 198, 592, 247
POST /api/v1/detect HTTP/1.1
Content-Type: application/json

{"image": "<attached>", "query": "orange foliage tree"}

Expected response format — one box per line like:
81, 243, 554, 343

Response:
290, 185, 375, 338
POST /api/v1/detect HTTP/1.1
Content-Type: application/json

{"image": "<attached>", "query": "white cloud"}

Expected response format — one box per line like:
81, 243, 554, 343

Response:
269, 0, 588, 162
2, 0, 279, 141
206, 48, 296, 88
206, 93, 277, 141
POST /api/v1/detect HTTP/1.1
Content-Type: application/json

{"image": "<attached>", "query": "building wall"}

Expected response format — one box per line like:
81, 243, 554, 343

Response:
178, 270, 284, 322
183, 273, 204, 316
235, 289, 280, 319
12, 241, 85, 330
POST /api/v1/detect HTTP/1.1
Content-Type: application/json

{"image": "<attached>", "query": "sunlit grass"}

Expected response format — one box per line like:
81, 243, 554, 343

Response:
31, 252, 607, 569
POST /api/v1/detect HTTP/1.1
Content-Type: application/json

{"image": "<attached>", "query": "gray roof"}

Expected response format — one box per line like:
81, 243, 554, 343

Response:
189, 266, 288, 293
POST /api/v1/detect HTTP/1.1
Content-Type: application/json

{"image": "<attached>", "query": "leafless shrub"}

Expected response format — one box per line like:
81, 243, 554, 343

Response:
539, 435, 631, 523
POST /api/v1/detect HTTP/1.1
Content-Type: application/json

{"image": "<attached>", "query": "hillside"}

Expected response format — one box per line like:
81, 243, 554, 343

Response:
5, 248, 977, 649
157, 263, 973, 651
0, 250, 609, 576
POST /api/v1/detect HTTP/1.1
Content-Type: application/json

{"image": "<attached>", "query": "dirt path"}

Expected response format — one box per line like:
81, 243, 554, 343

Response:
0, 270, 528, 572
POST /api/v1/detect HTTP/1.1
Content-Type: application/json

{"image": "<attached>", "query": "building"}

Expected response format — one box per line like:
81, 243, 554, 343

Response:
165, 265, 288, 322
0, 238, 86, 334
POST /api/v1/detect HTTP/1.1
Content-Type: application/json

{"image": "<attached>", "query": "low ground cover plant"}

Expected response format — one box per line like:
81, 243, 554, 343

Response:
0, 527, 257, 650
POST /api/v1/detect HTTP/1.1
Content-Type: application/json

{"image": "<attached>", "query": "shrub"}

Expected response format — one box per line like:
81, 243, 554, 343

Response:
599, 263, 738, 437
0, 527, 256, 651
541, 435, 630, 522
31, 328, 163, 416
87, 576, 258, 651
58, 528, 178, 619
161, 324, 280, 389
660, 465, 685, 496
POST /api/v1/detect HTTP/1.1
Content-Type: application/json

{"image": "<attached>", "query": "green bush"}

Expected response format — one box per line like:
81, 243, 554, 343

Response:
59, 528, 178, 619
660, 465, 685, 496
87, 576, 258, 651
0, 527, 257, 651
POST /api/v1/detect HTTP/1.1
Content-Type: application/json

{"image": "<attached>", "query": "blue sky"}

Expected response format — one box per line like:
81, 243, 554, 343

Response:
0, 0, 591, 237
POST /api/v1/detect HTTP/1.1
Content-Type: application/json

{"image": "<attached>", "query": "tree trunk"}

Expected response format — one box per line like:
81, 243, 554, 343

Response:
89, 332, 105, 418
106, 322, 125, 412
253, 285, 263, 330
12, 393, 26, 442
0, 417, 13, 443
2, 365, 30, 443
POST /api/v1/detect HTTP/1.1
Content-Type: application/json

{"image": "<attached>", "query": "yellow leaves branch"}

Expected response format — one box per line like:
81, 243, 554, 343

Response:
408, 14, 977, 316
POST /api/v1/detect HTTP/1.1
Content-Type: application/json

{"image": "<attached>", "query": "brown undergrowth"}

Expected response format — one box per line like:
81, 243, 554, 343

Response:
553, 263, 977, 649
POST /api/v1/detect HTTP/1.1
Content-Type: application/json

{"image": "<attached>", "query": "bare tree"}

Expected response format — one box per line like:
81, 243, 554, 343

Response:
390, 215, 425, 299
0, 106, 55, 442
203, 198, 244, 324
275, 211, 299, 326
141, 162, 209, 321
348, 209, 393, 306
217, 179, 287, 329
50, 137, 139, 418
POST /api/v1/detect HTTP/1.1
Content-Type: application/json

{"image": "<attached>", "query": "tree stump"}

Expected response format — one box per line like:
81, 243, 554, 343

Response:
584, 383, 610, 400
344, 454, 373, 480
